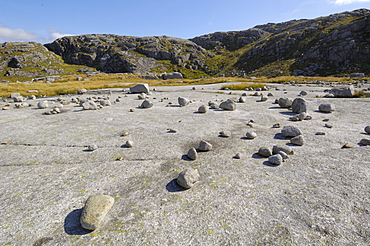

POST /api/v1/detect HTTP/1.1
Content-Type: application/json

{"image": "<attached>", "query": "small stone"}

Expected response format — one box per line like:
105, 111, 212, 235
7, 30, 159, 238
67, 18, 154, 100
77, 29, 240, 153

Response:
178, 97, 190, 106
238, 97, 246, 103
82, 101, 98, 110
121, 132, 129, 137
87, 144, 98, 151
2, 107, 10, 110
272, 123, 281, 128
260, 95, 268, 101
116, 156, 124, 161
341, 143, 354, 149
268, 154, 283, 165
233, 153, 241, 159
198, 105, 208, 113
258, 147, 272, 157
138, 93, 147, 99
80, 194, 115, 230
246, 131, 257, 139
198, 140, 212, 151
177, 168, 200, 189
323, 118, 330, 122
277, 151, 289, 160
272, 145, 293, 155
167, 128, 177, 133
319, 103, 335, 113
281, 125, 303, 137
140, 100, 153, 108
129, 108, 135, 112
187, 148, 197, 160
219, 131, 231, 137
299, 91, 308, 96
267, 93, 274, 97
315, 132, 326, 135
325, 123, 333, 128
125, 140, 134, 148
359, 138, 370, 146
290, 135, 304, 146
364, 126, 370, 134
246, 122, 254, 128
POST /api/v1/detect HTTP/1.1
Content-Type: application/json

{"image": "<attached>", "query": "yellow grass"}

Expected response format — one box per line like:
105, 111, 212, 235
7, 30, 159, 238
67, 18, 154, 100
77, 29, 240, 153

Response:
0, 74, 366, 97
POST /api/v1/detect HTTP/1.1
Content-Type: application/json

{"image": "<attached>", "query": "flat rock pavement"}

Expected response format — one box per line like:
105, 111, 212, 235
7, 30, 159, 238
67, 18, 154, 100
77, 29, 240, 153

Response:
0, 83, 369, 245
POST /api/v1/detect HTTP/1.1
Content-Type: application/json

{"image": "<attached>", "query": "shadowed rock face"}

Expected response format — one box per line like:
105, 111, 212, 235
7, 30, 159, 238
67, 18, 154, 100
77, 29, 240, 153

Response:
45, 34, 213, 74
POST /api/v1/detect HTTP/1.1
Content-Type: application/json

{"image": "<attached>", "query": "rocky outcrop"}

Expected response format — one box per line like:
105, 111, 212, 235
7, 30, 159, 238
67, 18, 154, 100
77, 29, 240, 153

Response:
45, 35, 213, 74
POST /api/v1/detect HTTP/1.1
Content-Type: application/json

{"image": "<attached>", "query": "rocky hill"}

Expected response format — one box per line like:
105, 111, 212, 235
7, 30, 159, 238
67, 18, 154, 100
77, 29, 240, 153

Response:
0, 9, 369, 80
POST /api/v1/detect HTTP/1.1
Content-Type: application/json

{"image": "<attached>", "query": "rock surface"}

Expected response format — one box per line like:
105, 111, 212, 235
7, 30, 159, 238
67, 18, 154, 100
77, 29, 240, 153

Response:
176, 168, 200, 189
319, 103, 335, 113
219, 99, 236, 111
281, 125, 303, 137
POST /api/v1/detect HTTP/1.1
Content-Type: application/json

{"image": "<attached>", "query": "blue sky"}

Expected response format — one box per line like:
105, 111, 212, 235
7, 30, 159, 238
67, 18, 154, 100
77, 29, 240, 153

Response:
0, 0, 370, 43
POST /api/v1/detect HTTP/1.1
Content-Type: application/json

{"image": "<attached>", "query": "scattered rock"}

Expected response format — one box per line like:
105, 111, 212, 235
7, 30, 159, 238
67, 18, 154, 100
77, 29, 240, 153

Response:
125, 140, 134, 148
272, 123, 281, 128
278, 97, 292, 108
323, 118, 330, 122
77, 89, 87, 94
129, 108, 135, 112
100, 100, 111, 107
281, 125, 303, 137
178, 97, 190, 106
140, 99, 153, 108
187, 148, 198, 160
341, 143, 354, 149
329, 85, 354, 98
233, 153, 241, 159
246, 131, 257, 139
291, 98, 307, 113
177, 168, 200, 189
219, 131, 231, 137
268, 154, 283, 165
258, 147, 272, 157
325, 123, 333, 128
121, 132, 129, 137
272, 145, 293, 155
82, 101, 99, 110
290, 135, 304, 146
167, 128, 177, 133
198, 140, 212, 151
198, 105, 208, 113
37, 100, 49, 109
87, 144, 98, 151
219, 99, 236, 111
267, 92, 274, 97
80, 194, 115, 230
319, 104, 335, 113
260, 95, 268, 101
2, 107, 10, 110
364, 126, 370, 134
277, 151, 289, 160
299, 91, 307, 96
238, 97, 246, 103
359, 139, 370, 146
130, 83, 149, 94
315, 132, 326, 135
138, 93, 148, 99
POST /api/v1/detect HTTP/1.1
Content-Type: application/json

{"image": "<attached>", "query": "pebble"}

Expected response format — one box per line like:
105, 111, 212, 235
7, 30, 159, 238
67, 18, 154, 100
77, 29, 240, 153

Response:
37, 100, 49, 109
167, 128, 177, 133
325, 123, 333, 128
272, 123, 281, 128
315, 132, 326, 135
125, 140, 134, 148
178, 97, 190, 106
278, 97, 292, 108
268, 154, 283, 165
319, 103, 335, 113
341, 143, 354, 149
198, 140, 213, 151
272, 145, 293, 155
140, 100, 153, 108
290, 135, 304, 146
246, 131, 257, 139
80, 194, 115, 230
364, 126, 370, 134
219, 131, 231, 137
187, 148, 197, 160
233, 153, 241, 159
323, 119, 330, 122
238, 97, 246, 103
258, 147, 272, 157
121, 132, 129, 137
281, 125, 303, 137
198, 105, 208, 113
359, 139, 370, 146
129, 108, 135, 112
177, 168, 200, 189
87, 144, 98, 151
277, 151, 289, 160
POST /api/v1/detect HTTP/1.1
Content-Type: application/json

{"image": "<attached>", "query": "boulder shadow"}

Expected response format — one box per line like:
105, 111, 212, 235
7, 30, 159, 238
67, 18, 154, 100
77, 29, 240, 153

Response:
166, 179, 187, 192
279, 111, 295, 116
268, 106, 281, 110
274, 133, 289, 140
263, 161, 279, 167
360, 133, 370, 136
252, 153, 266, 159
181, 154, 193, 161
313, 110, 332, 114
64, 209, 91, 235
240, 137, 254, 140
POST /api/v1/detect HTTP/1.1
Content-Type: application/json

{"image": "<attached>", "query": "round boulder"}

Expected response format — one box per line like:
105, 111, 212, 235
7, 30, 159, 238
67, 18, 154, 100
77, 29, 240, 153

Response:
198, 105, 208, 113
178, 97, 190, 106
281, 125, 303, 137
291, 98, 307, 114
177, 168, 200, 189
278, 97, 292, 108
219, 99, 236, 111
364, 126, 370, 134
319, 104, 335, 113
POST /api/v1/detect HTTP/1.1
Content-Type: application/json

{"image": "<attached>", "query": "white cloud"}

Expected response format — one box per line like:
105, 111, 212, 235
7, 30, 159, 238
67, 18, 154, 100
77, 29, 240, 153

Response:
332, 0, 370, 5
49, 32, 74, 40
0, 24, 39, 42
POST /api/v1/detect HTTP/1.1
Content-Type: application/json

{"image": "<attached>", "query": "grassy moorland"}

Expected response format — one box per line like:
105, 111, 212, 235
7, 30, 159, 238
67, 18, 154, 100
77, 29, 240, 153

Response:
0, 73, 367, 98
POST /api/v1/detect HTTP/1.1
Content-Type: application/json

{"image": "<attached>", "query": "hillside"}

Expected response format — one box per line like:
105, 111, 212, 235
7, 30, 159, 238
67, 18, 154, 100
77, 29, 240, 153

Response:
0, 9, 370, 80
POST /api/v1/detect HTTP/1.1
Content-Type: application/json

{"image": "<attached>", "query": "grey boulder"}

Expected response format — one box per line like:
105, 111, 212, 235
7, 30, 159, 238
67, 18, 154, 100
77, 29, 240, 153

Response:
258, 147, 272, 157
278, 97, 292, 108
365, 126, 370, 134
291, 98, 307, 113
219, 99, 236, 111
177, 168, 200, 189
290, 135, 305, 146
319, 104, 335, 113
187, 148, 198, 160
198, 105, 208, 113
178, 97, 190, 106
80, 194, 115, 230
130, 83, 149, 94
268, 154, 283, 165
281, 125, 303, 137
140, 100, 153, 108
198, 140, 212, 151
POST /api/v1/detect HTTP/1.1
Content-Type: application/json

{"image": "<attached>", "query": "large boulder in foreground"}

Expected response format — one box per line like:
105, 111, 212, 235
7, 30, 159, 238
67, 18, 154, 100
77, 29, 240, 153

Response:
80, 194, 114, 230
